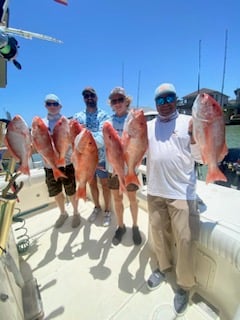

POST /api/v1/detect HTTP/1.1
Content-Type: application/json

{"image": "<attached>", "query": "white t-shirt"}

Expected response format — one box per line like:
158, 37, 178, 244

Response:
147, 114, 199, 200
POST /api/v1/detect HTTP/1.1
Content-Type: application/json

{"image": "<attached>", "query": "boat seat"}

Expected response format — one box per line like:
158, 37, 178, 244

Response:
197, 218, 240, 271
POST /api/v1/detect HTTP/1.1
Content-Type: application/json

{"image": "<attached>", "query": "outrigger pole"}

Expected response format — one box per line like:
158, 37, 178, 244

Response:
197, 39, 201, 93
136, 70, 141, 108
121, 61, 124, 88
220, 29, 228, 106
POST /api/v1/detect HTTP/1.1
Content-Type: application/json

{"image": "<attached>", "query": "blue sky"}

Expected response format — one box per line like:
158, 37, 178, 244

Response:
0, 0, 240, 126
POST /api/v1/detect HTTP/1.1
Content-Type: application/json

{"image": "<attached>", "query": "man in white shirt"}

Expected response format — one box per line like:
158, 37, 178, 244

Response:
146, 83, 201, 315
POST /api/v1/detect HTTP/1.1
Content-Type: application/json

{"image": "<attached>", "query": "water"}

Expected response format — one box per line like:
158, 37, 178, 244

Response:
225, 125, 240, 148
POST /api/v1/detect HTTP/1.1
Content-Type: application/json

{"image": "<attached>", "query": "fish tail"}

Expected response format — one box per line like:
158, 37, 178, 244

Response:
18, 164, 30, 176
57, 158, 66, 167
206, 167, 227, 184
76, 187, 87, 201
125, 173, 140, 189
53, 168, 67, 181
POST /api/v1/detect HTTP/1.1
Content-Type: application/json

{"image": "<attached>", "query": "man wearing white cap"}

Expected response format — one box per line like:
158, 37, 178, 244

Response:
42, 93, 81, 228
146, 83, 201, 315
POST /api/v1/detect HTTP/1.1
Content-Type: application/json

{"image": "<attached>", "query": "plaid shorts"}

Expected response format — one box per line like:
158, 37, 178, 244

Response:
44, 163, 76, 197
107, 174, 139, 192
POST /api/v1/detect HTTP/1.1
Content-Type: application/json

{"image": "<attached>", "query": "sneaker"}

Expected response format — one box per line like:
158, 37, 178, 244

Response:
102, 211, 111, 227
72, 214, 81, 228
132, 225, 142, 245
55, 213, 68, 228
174, 288, 189, 315
112, 225, 126, 245
147, 268, 165, 291
88, 207, 101, 223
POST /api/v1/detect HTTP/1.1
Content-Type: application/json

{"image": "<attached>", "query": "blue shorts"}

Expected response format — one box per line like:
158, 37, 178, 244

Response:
95, 161, 108, 179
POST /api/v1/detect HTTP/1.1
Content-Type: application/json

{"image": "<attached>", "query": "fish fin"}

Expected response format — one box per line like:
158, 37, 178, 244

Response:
125, 173, 140, 188
53, 168, 67, 181
76, 187, 87, 201
56, 158, 66, 167
206, 167, 227, 184
218, 144, 228, 162
4, 138, 20, 161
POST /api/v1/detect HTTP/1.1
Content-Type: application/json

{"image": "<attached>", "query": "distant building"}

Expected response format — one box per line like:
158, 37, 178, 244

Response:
177, 88, 229, 115
234, 88, 240, 102
176, 87, 240, 124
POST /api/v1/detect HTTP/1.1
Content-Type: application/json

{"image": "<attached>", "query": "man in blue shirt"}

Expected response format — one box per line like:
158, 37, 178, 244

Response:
74, 87, 112, 227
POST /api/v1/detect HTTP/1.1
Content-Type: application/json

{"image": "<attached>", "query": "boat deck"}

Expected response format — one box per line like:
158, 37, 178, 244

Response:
15, 193, 226, 320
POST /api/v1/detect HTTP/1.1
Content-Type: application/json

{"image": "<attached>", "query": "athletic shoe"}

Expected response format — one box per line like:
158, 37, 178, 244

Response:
72, 214, 81, 228
102, 211, 111, 227
173, 288, 189, 315
55, 213, 68, 228
132, 225, 142, 245
112, 225, 126, 245
88, 207, 102, 223
147, 268, 165, 291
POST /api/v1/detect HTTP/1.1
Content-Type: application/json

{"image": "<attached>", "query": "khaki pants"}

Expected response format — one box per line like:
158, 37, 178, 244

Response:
147, 195, 197, 290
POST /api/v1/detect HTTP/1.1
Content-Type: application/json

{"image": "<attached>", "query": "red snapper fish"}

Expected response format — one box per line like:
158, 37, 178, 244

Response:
52, 116, 70, 167
122, 109, 148, 187
31, 116, 66, 180
192, 93, 228, 184
72, 128, 98, 200
4, 115, 32, 175
69, 119, 83, 149
103, 122, 126, 194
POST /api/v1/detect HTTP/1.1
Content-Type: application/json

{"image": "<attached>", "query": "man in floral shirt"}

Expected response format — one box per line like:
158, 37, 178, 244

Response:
74, 87, 112, 227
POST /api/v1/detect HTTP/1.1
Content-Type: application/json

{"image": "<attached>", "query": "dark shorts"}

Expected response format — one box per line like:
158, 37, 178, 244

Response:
44, 163, 76, 197
107, 173, 139, 192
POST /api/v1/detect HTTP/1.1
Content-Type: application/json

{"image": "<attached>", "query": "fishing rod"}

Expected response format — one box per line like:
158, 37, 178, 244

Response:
220, 29, 228, 106
197, 39, 201, 93
136, 70, 141, 109
121, 62, 124, 88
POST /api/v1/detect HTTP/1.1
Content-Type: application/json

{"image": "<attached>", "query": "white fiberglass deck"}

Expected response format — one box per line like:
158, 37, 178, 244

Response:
16, 196, 225, 320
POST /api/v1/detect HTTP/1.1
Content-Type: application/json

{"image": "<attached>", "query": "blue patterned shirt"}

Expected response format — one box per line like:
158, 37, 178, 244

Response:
73, 108, 110, 163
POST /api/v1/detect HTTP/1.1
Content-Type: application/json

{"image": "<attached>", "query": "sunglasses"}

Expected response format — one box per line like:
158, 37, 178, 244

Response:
46, 101, 60, 107
155, 94, 176, 105
84, 93, 96, 99
111, 97, 125, 105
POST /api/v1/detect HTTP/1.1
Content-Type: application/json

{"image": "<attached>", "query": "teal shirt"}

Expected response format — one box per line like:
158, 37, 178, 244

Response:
110, 113, 128, 137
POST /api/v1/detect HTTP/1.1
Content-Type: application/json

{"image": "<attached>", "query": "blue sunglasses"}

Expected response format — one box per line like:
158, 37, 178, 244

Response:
155, 94, 176, 105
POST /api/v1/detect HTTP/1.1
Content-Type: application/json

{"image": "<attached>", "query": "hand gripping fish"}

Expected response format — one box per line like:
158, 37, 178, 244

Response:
103, 122, 126, 194
31, 116, 67, 180
122, 109, 148, 188
4, 115, 32, 176
72, 129, 98, 200
192, 93, 228, 183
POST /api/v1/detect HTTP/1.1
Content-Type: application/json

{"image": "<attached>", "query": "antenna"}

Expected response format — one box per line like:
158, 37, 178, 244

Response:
220, 29, 228, 106
136, 70, 141, 108
197, 40, 201, 93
